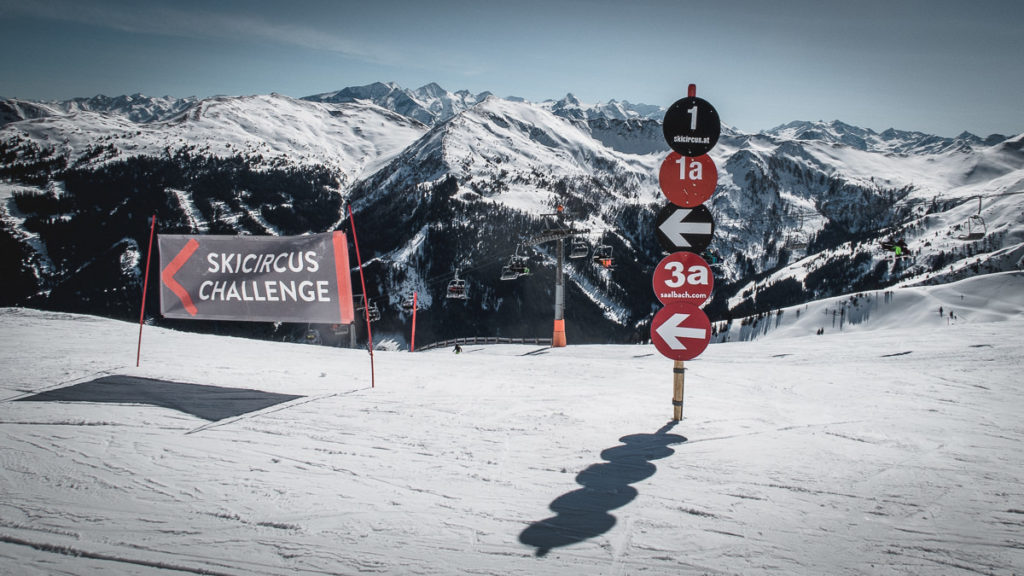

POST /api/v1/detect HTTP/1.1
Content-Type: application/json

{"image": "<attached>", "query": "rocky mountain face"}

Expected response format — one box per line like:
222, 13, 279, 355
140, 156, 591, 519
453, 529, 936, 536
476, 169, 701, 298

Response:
2, 83, 1022, 346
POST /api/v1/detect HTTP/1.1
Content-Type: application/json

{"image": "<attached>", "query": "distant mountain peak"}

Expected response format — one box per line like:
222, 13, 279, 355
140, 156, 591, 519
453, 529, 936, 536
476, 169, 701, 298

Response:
303, 81, 490, 127
766, 119, 987, 155
416, 82, 447, 98
0, 92, 198, 126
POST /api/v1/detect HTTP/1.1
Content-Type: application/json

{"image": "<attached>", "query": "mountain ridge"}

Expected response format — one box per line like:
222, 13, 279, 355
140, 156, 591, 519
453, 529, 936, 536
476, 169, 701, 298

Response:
2, 82, 1022, 345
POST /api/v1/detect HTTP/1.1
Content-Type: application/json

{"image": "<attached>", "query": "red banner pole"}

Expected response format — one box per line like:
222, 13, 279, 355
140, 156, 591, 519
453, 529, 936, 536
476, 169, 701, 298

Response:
136, 215, 157, 367
411, 291, 417, 352
347, 205, 375, 388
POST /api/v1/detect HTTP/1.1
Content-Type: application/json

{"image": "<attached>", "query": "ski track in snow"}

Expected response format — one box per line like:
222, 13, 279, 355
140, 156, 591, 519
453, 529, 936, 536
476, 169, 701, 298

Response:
0, 274, 1023, 575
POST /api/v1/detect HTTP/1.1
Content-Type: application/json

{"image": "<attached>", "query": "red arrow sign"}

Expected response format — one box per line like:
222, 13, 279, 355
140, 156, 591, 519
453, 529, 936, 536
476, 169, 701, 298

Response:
658, 152, 717, 208
650, 303, 711, 361
652, 252, 713, 306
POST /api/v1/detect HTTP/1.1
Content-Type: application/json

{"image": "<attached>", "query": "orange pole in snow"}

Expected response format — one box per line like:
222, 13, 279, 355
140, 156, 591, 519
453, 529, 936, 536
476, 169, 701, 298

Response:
411, 291, 417, 352
552, 319, 567, 347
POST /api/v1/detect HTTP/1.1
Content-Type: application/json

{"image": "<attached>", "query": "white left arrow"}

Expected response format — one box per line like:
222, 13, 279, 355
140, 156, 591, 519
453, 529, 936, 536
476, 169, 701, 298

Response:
655, 313, 707, 350
659, 208, 712, 248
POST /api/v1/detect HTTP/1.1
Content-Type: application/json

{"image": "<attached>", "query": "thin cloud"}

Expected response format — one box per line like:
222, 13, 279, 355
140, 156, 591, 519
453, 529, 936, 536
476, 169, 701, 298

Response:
3, 0, 389, 64
2, 0, 487, 78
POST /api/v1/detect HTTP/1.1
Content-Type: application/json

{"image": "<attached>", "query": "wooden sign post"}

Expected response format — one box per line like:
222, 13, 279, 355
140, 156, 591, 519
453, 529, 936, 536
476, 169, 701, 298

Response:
673, 361, 685, 420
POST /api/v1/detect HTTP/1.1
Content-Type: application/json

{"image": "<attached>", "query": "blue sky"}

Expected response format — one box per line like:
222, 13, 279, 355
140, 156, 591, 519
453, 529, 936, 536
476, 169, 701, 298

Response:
2, 0, 1022, 138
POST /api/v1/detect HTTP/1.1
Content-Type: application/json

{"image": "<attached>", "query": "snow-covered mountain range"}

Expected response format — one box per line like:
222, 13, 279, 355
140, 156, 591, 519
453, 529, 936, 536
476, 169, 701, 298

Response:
2, 82, 1022, 345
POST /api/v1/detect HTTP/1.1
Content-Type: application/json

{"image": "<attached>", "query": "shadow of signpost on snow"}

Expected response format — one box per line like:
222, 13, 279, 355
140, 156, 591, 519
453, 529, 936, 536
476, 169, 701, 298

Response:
519, 421, 687, 557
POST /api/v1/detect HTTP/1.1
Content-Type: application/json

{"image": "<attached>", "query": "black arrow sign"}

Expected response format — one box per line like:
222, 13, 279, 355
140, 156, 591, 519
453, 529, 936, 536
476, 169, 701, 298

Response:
655, 203, 715, 254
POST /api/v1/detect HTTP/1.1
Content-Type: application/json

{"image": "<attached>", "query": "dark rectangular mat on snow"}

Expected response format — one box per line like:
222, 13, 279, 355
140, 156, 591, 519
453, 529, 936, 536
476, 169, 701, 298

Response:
19, 375, 303, 421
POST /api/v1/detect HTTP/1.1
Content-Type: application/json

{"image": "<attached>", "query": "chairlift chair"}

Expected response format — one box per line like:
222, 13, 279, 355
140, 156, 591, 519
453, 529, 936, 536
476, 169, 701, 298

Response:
500, 259, 530, 280
446, 275, 468, 300
500, 265, 519, 281
569, 238, 589, 259
401, 295, 416, 311
355, 295, 382, 321
701, 250, 723, 270
958, 214, 987, 241
957, 196, 987, 241
593, 245, 613, 269
785, 232, 808, 251
511, 256, 531, 277
366, 301, 381, 322
500, 247, 531, 280
880, 238, 909, 258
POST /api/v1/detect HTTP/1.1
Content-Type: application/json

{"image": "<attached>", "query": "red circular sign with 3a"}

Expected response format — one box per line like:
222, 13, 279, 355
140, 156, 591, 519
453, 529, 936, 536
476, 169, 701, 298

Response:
652, 252, 713, 307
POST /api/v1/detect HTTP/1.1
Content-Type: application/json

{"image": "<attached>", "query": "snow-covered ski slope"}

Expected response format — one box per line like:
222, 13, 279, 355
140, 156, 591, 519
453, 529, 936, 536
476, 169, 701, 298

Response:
716, 271, 1024, 343
1, 272, 1022, 575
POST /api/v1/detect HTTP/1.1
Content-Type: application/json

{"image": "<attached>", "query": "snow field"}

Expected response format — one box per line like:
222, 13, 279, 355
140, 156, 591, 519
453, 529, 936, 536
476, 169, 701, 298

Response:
0, 273, 1022, 575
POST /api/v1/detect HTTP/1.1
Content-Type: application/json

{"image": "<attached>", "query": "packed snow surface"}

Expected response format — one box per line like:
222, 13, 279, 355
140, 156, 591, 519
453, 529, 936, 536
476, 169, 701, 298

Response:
1, 273, 1023, 575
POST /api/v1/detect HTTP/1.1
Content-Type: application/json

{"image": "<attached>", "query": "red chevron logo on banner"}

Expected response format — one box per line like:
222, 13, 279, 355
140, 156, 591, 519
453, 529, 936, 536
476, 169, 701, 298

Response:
161, 238, 200, 316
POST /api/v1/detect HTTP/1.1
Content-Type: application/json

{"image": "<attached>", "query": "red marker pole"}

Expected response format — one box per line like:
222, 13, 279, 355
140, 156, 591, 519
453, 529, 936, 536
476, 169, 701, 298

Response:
347, 205, 375, 388
411, 291, 417, 352
136, 215, 157, 367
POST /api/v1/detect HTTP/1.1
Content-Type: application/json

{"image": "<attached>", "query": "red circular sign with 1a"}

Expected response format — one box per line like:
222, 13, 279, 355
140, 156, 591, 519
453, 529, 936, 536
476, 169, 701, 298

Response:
650, 302, 712, 361
652, 252, 713, 306
658, 152, 717, 208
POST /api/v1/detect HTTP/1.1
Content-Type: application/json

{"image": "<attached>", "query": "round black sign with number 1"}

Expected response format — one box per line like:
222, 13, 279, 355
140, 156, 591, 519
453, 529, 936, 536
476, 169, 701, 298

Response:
662, 96, 721, 157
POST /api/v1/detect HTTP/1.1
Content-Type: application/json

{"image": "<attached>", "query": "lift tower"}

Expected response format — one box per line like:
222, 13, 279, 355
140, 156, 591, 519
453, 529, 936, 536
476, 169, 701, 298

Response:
525, 206, 588, 347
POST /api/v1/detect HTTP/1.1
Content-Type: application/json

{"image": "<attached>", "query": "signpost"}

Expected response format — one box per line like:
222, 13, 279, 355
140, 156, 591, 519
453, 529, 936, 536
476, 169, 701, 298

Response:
652, 84, 722, 421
